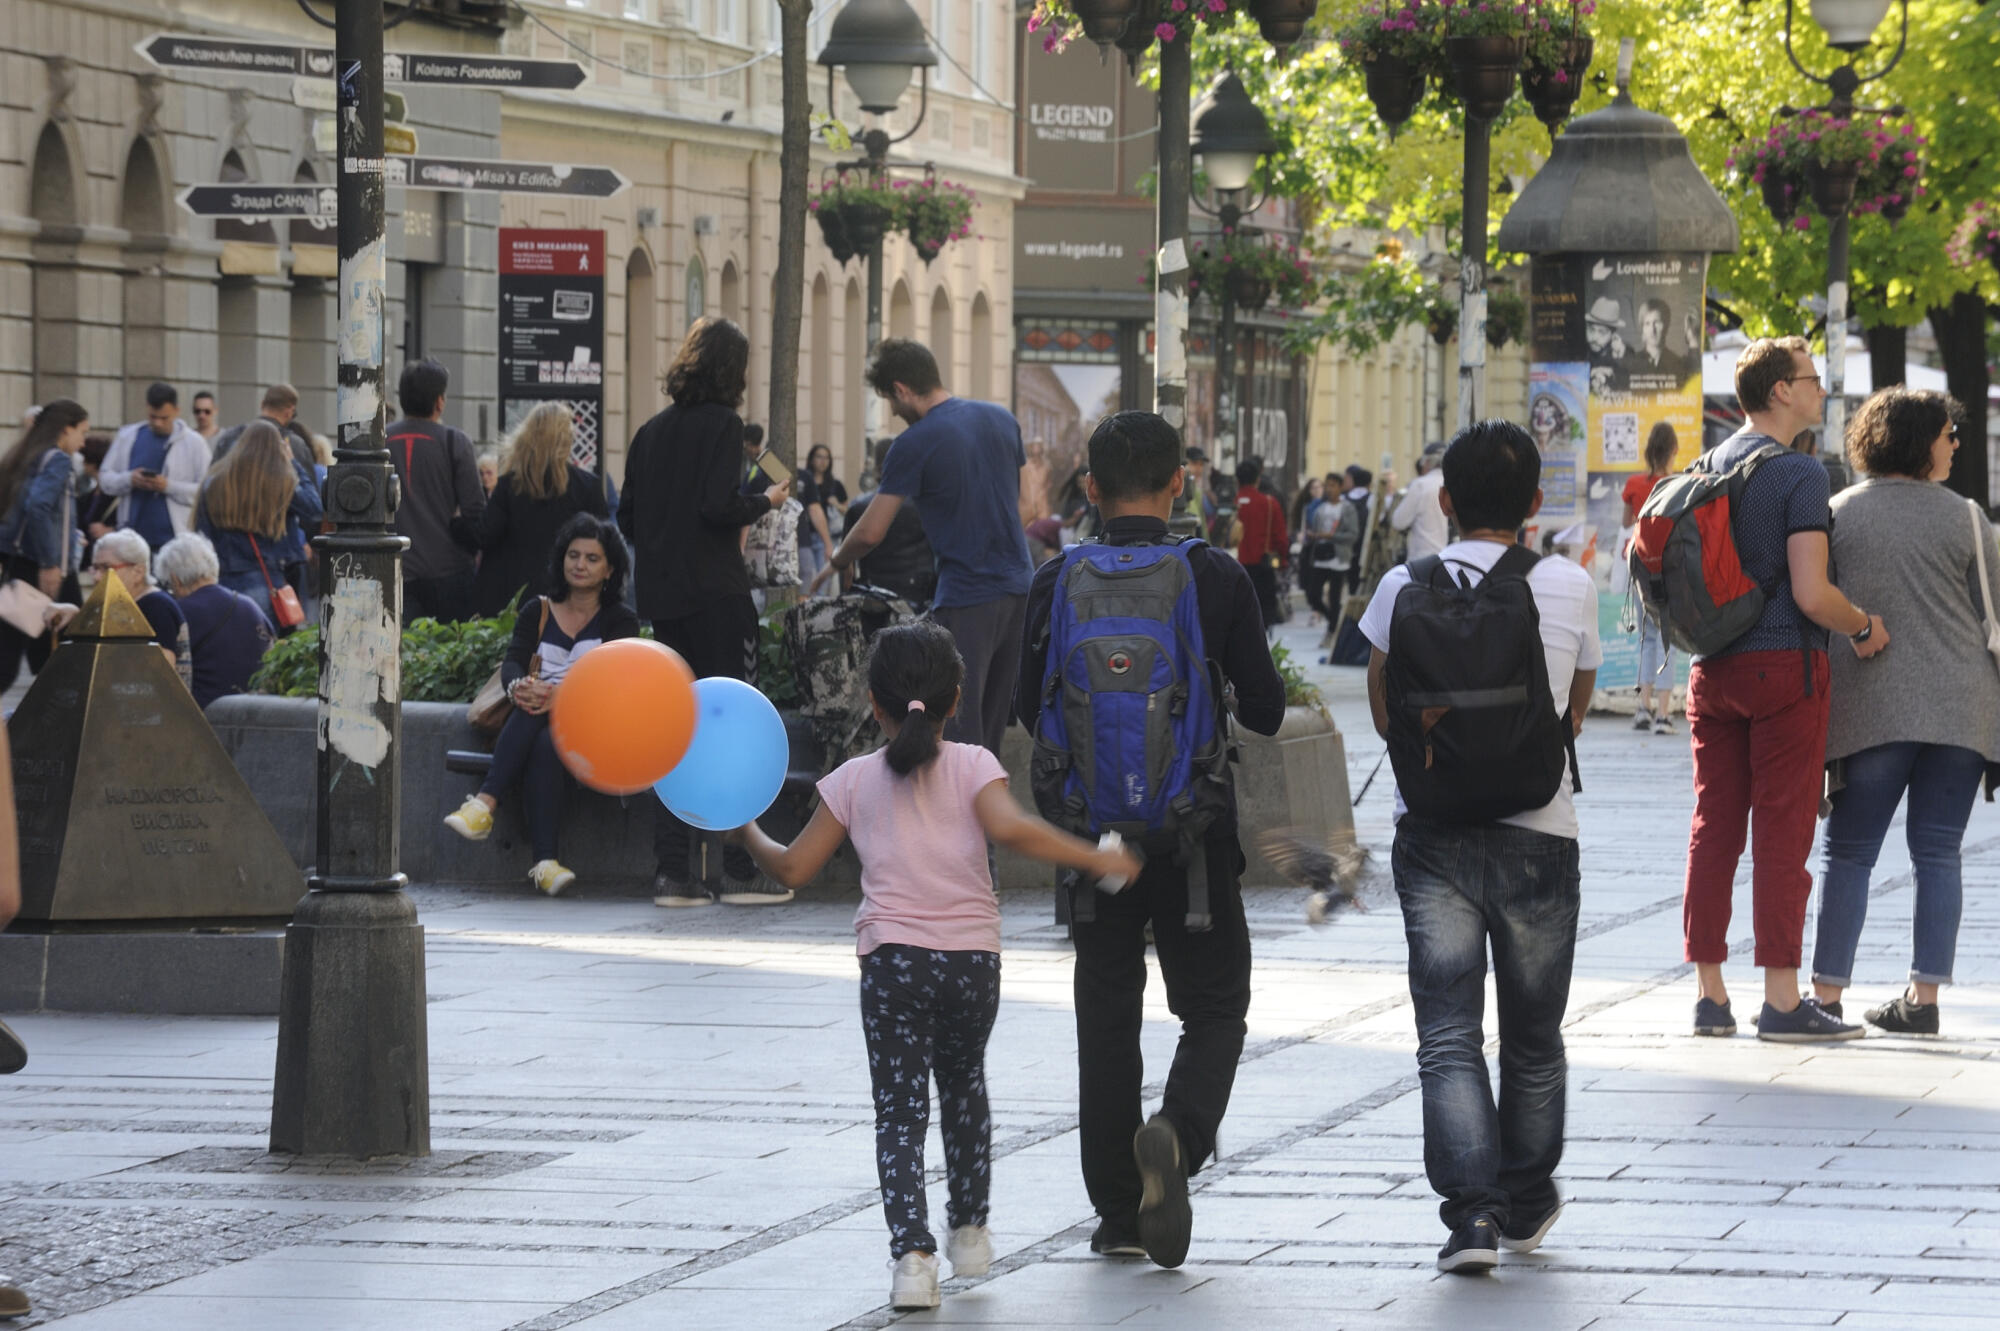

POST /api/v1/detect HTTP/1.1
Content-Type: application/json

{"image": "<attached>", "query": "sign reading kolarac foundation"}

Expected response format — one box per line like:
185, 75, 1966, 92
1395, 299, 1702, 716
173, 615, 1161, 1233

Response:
6, 574, 302, 924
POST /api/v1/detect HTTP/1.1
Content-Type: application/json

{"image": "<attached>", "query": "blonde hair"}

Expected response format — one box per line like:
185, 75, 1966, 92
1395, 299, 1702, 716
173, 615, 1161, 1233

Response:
502, 402, 574, 502
199, 419, 295, 540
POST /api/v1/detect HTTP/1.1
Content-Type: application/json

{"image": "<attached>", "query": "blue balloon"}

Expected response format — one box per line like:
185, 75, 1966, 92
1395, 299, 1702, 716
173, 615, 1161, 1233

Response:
653, 677, 790, 830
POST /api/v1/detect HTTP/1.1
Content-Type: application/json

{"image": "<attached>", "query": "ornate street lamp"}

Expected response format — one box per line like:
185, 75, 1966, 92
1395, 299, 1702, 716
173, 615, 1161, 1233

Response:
1190, 70, 1275, 485
1780, 0, 1908, 454
816, 0, 936, 468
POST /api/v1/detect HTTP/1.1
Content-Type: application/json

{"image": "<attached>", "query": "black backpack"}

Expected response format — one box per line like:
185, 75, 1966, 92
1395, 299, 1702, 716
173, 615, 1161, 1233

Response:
1384, 546, 1577, 823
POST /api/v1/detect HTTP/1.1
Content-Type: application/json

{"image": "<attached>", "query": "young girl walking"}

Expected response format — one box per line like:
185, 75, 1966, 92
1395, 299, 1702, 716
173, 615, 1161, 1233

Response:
735, 620, 1139, 1311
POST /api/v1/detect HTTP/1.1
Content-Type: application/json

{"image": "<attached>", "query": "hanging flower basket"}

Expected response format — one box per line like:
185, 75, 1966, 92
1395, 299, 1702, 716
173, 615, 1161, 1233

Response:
1337, 3, 1441, 130
1187, 231, 1316, 312
1065, 0, 1146, 45
1444, 35, 1526, 122
1759, 173, 1798, 225
1363, 53, 1427, 131
1730, 112, 1927, 227
1485, 287, 1528, 348
1520, 36, 1595, 132
895, 176, 976, 267
1028, 0, 1252, 57
1806, 159, 1862, 218
809, 179, 905, 266
1426, 301, 1458, 346
1246, 0, 1318, 47
1945, 201, 2000, 281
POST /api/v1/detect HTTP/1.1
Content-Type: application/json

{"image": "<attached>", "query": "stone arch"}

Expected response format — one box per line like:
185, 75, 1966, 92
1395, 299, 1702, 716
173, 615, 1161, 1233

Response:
889, 278, 914, 340
30, 121, 80, 230
843, 276, 864, 480
968, 291, 993, 401
28, 121, 87, 404
119, 136, 169, 238
118, 136, 177, 411
625, 245, 659, 459
719, 258, 741, 325
809, 272, 831, 454
929, 287, 954, 387
685, 252, 707, 327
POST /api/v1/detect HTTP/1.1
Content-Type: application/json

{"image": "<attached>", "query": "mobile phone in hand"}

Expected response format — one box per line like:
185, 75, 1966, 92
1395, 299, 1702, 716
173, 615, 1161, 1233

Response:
755, 449, 792, 487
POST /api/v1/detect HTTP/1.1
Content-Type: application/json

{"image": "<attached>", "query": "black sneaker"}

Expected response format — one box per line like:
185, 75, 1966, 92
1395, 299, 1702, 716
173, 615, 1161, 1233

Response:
1089, 1216, 1146, 1258
0, 1017, 25, 1075
1438, 1213, 1499, 1273
651, 875, 712, 908
719, 876, 794, 906
1133, 1115, 1192, 1269
1499, 1201, 1562, 1253
1820, 1000, 1843, 1021
1693, 996, 1737, 1036
1756, 995, 1863, 1043
1865, 994, 1940, 1035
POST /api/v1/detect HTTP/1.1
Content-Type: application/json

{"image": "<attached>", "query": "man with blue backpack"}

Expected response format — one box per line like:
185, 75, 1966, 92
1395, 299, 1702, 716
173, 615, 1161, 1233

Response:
1014, 411, 1286, 1271
1360, 420, 1601, 1274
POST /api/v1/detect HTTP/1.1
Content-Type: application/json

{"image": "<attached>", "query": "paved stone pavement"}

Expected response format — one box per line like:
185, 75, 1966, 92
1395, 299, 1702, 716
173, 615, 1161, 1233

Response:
5, 614, 2000, 1329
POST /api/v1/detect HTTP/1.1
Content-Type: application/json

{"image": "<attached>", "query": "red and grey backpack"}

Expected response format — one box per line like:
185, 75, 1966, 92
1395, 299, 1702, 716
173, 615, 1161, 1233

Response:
1628, 441, 1792, 658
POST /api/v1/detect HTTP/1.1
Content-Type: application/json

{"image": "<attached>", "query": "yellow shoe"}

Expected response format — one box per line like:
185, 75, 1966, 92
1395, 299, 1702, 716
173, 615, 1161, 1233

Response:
529, 859, 576, 897
444, 797, 493, 841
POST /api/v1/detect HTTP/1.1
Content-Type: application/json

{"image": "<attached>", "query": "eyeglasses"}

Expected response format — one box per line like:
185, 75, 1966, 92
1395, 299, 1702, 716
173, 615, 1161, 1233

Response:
1785, 373, 1822, 387
193, 407, 214, 417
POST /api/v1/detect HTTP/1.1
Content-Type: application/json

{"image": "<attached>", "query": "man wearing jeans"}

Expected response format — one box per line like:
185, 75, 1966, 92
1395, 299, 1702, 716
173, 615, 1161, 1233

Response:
1680, 337, 1886, 1043
1360, 421, 1600, 1273
814, 339, 1034, 758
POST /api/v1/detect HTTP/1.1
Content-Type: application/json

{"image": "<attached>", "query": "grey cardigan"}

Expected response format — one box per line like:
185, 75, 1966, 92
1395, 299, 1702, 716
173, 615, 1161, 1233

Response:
1826, 476, 2000, 763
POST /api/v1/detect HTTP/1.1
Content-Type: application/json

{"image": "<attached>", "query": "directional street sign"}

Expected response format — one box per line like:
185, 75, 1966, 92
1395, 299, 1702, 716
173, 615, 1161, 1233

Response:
177, 184, 336, 220
292, 77, 406, 122
140, 34, 587, 90
387, 157, 629, 199
315, 119, 418, 156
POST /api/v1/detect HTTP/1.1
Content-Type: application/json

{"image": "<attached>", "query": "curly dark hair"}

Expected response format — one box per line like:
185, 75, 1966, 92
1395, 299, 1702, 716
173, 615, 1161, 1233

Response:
1845, 387, 1958, 479
664, 316, 749, 408
546, 512, 630, 605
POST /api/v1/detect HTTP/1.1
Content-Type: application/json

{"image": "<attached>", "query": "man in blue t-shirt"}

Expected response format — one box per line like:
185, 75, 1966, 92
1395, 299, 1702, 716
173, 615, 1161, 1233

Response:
1680, 336, 1888, 1046
813, 338, 1034, 756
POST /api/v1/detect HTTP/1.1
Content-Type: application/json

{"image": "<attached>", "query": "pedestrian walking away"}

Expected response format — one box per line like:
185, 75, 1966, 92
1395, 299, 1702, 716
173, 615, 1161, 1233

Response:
0, 399, 87, 694
385, 358, 486, 625
1623, 422, 1681, 733
193, 419, 321, 631
1674, 337, 1887, 1043
446, 513, 640, 898
735, 620, 1139, 1312
1809, 388, 1997, 1037
619, 315, 791, 906
1390, 442, 1450, 564
1014, 411, 1286, 1271
813, 338, 1035, 759
1362, 419, 1600, 1274
97, 382, 211, 550
1233, 455, 1288, 635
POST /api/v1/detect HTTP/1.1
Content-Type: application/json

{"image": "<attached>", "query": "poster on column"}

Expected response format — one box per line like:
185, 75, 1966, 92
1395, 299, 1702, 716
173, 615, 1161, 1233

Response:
1529, 252, 1708, 690
499, 228, 605, 473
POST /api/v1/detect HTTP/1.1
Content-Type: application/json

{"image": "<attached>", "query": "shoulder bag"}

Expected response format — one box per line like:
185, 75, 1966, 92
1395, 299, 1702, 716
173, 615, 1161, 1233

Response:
1965, 498, 2000, 675
468, 597, 550, 734
247, 532, 306, 629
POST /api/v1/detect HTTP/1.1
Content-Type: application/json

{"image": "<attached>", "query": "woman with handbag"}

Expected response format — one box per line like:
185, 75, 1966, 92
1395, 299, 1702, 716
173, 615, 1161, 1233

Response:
194, 420, 322, 633
472, 402, 608, 618
0, 399, 87, 693
444, 513, 639, 896
1810, 389, 2000, 1036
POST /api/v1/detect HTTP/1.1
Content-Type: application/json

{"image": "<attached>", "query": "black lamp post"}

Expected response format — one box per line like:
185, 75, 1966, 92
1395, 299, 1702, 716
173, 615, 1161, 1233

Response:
816, 0, 936, 477
1779, 0, 1908, 454
1191, 70, 1275, 480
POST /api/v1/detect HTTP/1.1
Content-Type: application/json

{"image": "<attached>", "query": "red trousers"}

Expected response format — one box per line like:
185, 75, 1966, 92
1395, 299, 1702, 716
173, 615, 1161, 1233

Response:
1682, 650, 1830, 969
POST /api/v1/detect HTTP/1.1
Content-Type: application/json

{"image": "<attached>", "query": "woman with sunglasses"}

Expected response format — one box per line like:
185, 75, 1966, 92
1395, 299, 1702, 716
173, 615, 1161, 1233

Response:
1809, 389, 1998, 1037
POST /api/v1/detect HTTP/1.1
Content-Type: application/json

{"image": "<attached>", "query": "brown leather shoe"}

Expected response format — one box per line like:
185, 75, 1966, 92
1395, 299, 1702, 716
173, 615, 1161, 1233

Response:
0, 1285, 31, 1319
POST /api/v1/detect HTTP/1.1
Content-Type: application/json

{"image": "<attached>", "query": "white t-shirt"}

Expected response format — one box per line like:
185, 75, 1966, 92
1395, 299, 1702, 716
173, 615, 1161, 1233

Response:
1358, 540, 1603, 839
1391, 471, 1450, 562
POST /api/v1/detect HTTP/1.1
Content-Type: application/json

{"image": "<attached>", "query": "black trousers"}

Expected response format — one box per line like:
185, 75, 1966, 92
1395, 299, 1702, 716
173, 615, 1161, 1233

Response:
481, 709, 565, 862
1243, 560, 1279, 634
1072, 834, 1251, 1222
405, 568, 476, 625
930, 595, 1026, 758
650, 594, 759, 883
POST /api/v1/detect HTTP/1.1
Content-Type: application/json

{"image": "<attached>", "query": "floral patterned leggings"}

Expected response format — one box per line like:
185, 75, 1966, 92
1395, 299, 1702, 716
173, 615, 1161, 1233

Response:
859, 945, 1001, 1258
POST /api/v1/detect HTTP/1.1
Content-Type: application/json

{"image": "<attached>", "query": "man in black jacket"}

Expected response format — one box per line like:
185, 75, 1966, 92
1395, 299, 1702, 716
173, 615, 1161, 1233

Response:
618, 322, 789, 906
1014, 410, 1286, 1271
386, 359, 485, 624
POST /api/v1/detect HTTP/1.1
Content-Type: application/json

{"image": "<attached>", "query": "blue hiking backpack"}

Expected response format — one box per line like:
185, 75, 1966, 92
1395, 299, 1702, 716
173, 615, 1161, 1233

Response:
1028, 537, 1234, 930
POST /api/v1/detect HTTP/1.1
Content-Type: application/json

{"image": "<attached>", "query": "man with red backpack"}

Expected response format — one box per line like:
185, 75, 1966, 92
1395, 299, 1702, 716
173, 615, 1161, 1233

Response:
1640, 337, 1887, 1043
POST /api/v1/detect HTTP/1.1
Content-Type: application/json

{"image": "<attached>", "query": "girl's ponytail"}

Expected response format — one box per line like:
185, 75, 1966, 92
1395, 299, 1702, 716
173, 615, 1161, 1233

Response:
868, 620, 965, 775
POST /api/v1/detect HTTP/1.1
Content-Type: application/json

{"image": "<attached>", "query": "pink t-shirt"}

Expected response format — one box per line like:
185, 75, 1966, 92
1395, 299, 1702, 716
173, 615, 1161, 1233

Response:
816, 741, 1009, 956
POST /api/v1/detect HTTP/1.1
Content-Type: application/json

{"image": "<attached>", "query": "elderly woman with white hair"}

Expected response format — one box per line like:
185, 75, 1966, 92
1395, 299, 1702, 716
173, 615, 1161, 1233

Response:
155, 531, 274, 708
54, 527, 192, 690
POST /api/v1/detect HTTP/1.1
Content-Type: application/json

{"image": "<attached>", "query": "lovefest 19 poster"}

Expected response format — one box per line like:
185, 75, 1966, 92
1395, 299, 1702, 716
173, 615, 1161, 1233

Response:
1528, 253, 1708, 687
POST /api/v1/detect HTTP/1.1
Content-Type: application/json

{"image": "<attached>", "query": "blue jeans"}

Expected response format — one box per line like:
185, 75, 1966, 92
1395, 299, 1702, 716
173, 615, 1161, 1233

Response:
1393, 817, 1581, 1231
218, 568, 276, 627
798, 532, 827, 589
1637, 617, 1672, 692
1811, 741, 1984, 989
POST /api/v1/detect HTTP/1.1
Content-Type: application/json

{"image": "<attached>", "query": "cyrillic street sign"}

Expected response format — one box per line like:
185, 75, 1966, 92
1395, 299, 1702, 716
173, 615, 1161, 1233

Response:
139, 35, 587, 90
292, 77, 406, 122
315, 119, 418, 156
387, 158, 629, 199
177, 184, 337, 219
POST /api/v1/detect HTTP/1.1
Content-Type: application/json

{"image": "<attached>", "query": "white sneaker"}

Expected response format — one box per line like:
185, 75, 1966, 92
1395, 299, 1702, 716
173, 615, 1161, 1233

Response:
947, 1224, 993, 1278
890, 1251, 940, 1310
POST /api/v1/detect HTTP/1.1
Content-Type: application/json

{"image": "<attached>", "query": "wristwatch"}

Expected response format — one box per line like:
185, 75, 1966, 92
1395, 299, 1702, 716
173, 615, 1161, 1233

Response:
1850, 611, 1873, 644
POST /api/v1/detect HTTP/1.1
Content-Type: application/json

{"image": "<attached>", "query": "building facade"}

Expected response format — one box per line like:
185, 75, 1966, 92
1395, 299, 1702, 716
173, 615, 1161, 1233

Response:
499, 0, 1022, 486
2, 0, 505, 436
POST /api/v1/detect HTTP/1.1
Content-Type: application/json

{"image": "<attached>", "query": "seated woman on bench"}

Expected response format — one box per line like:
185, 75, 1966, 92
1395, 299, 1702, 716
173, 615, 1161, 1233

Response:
445, 513, 640, 896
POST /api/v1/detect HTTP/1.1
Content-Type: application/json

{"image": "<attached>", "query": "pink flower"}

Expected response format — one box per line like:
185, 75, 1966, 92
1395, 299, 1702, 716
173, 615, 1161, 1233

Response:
1904, 165, 1919, 177
1208, 0, 1226, 11
1171, 0, 1187, 11
1155, 20, 1178, 40
1794, 216, 1811, 231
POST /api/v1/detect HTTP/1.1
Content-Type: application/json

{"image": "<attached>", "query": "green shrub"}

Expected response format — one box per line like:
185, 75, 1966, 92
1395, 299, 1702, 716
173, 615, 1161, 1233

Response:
1270, 642, 1325, 712
759, 608, 799, 709
251, 604, 522, 703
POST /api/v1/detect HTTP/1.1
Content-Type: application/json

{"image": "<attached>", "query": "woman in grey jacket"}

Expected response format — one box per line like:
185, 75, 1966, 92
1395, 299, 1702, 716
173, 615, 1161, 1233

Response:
1811, 389, 1998, 1035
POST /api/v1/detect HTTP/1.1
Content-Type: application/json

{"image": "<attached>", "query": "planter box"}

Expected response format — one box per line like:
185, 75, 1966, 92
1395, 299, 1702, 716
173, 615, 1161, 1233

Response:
205, 699, 1355, 893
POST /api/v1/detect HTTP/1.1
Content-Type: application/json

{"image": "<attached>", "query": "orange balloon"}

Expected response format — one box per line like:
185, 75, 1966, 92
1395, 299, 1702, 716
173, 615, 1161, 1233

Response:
549, 639, 698, 794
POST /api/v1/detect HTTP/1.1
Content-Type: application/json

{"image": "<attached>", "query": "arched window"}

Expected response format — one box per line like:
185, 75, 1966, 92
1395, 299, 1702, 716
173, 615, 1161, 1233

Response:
28, 122, 80, 404
929, 288, 954, 387
626, 248, 659, 457
889, 279, 914, 341
719, 259, 741, 325
809, 273, 831, 449
685, 253, 707, 327
969, 292, 993, 401
843, 277, 864, 478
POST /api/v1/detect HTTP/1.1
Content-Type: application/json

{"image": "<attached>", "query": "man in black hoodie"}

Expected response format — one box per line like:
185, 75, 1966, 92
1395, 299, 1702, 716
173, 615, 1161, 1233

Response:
385, 359, 485, 624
